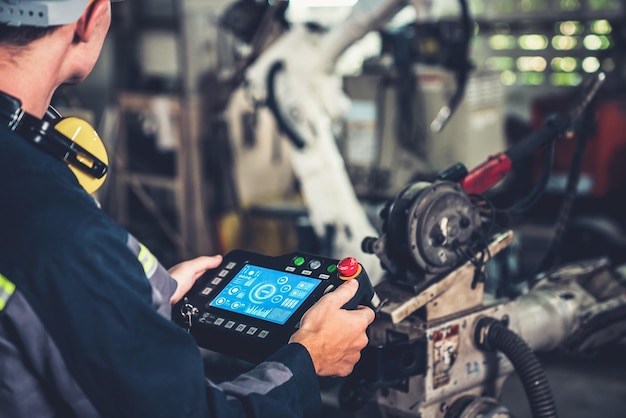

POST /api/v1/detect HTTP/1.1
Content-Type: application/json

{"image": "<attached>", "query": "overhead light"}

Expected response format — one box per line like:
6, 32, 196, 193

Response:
289, 0, 358, 7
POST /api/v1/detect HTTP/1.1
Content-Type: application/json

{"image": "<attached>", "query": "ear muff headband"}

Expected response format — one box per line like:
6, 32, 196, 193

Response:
0, 91, 108, 194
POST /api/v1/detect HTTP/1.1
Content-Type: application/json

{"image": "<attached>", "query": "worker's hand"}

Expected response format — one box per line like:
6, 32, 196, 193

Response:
168, 255, 223, 304
289, 279, 375, 377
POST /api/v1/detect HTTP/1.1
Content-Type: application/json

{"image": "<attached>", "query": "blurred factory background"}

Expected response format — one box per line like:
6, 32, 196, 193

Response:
56, 0, 626, 416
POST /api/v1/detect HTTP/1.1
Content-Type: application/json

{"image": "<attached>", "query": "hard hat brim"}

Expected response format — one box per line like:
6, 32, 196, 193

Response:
0, 0, 92, 27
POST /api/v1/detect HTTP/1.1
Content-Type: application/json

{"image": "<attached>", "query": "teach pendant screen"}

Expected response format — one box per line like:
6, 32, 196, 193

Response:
209, 264, 322, 325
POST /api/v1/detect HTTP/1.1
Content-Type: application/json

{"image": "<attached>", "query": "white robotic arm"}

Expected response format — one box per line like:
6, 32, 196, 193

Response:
243, 0, 420, 282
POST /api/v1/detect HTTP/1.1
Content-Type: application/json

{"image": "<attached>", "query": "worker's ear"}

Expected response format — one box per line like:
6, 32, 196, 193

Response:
74, 0, 109, 43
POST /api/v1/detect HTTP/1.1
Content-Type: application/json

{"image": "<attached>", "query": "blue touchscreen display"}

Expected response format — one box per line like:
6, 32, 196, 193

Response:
209, 264, 323, 325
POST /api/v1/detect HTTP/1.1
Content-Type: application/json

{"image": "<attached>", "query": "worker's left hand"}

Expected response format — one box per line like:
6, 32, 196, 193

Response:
168, 255, 223, 304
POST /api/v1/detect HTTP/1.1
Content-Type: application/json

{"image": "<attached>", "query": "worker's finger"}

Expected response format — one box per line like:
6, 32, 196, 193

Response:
356, 305, 376, 324
169, 255, 223, 280
322, 279, 359, 308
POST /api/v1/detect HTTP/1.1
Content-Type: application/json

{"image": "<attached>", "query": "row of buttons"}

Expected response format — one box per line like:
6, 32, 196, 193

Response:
199, 261, 239, 297
201, 256, 337, 296
291, 256, 337, 274
288, 255, 336, 280
199, 313, 269, 339
284, 265, 330, 279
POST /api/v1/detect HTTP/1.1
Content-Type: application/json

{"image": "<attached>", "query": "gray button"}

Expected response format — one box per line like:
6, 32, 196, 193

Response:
246, 327, 258, 335
201, 287, 213, 295
308, 260, 322, 270
319, 274, 330, 280
218, 269, 229, 277
285, 266, 296, 272
214, 318, 225, 326
225, 321, 235, 329
226, 262, 237, 269
211, 277, 222, 285
258, 330, 269, 339
235, 324, 247, 332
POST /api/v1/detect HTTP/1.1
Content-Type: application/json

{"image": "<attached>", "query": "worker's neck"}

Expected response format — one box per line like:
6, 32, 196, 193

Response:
0, 37, 72, 118
0, 76, 54, 119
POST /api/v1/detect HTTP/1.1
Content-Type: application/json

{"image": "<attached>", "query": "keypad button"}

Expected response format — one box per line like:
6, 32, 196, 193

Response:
308, 260, 322, 270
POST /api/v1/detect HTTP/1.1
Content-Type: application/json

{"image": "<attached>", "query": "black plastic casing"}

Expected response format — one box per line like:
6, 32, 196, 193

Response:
174, 249, 374, 363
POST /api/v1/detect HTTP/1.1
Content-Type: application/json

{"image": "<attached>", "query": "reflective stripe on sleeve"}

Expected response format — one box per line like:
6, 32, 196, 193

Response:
137, 243, 158, 278
0, 273, 16, 311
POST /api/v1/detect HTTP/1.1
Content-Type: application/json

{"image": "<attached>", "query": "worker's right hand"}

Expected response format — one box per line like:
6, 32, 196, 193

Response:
289, 279, 375, 377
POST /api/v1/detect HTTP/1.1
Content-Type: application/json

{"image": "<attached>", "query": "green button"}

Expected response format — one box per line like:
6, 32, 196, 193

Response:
293, 256, 306, 267
326, 264, 337, 273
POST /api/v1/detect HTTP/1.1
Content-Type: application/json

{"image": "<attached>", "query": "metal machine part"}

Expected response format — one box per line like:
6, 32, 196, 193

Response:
363, 181, 483, 285
534, 257, 626, 356
362, 287, 520, 417
337, 71, 620, 418
341, 238, 626, 418
445, 396, 513, 418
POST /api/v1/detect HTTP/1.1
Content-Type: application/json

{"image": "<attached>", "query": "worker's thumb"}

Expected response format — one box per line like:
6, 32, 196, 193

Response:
325, 279, 359, 308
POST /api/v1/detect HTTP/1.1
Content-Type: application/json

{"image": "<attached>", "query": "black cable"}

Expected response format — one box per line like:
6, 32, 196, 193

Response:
476, 317, 559, 418
265, 60, 306, 149
374, 75, 391, 167
394, 67, 425, 156
538, 110, 594, 273
445, 0, 472, 117
430, 0, 473, 132
508, 139, 556, 214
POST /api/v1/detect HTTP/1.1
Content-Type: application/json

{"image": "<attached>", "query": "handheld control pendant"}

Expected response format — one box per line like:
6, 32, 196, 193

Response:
174, 250, 378, 363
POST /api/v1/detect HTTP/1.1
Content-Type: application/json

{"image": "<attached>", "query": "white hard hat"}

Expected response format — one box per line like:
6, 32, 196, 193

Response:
0, 0, 91, 27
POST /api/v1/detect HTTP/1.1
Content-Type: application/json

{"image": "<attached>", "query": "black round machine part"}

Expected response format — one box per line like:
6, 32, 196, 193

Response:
383, 180, 482, 279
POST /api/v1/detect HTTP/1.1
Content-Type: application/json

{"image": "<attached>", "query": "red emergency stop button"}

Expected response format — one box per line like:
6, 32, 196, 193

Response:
337, 257, 359, 278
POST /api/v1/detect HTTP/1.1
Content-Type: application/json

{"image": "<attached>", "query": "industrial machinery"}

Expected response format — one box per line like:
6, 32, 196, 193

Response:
195, 66, 626, 417
334, 72, 626, 418
225, 1, 626, 417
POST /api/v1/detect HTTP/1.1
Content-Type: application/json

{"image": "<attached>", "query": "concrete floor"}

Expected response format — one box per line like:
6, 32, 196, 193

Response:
501, 349, 626, 418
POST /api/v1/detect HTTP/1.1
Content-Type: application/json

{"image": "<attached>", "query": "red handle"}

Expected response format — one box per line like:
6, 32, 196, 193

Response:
461, 153, 512, 195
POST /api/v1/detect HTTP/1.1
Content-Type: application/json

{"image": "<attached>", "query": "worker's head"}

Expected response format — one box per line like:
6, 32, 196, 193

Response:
0, 0, 113, 84
0, 0, 114, 194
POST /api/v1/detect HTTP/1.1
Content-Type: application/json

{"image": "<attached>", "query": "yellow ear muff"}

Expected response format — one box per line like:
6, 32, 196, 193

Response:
54, 117, 109, 195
